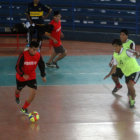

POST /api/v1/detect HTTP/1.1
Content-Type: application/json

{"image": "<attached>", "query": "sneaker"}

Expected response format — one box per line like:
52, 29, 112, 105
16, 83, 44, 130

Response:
129, 99, 135, 108
15, 97, 20, 104
112, 85, 122, 93
45, 62, 54, 68
52, 61, 59, 68
46, 62, 58, 68
20, 108, 29, 115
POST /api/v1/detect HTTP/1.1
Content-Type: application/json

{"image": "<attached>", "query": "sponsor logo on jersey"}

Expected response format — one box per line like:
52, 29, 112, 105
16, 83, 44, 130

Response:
56, 27, 61, 32
24, 61, 37, 65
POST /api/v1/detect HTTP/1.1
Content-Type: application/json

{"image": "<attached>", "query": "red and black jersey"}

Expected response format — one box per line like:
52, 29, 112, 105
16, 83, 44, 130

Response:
49, 19, 62, 47
16, 50, 46, 82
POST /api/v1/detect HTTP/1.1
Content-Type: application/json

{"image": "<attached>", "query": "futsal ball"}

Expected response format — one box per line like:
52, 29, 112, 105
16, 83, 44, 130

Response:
28, 111, 39, 123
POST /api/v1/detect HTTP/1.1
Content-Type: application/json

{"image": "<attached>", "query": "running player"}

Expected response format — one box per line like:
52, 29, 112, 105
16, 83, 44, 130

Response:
104, 39, 140, 108
109, 29, 135, 93
45, 11, 67, 68
15, 41, 46, 115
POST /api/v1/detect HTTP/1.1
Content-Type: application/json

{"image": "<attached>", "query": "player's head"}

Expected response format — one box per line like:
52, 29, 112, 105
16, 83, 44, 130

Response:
112, 39, 122, 53
29, 41, 39, 55
53, 11, 61, 22
120, 29, 128, 43
33, 0, 40, 4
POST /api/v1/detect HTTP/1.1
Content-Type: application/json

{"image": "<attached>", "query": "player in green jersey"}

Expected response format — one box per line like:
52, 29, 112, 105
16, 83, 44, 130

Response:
109, 29, 135, 93
105, 39, 140, 108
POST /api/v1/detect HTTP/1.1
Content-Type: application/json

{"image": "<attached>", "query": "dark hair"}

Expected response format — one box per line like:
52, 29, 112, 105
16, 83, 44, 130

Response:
30, 41, 39, 48
120, 29, 128, 35
112, 39, 122, 46
53, 11, 60, 16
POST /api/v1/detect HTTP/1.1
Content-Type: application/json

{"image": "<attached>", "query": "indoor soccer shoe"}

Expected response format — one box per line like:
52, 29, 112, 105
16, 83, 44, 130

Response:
15, 97, 20, 104
112, 85, 122, 93
52, 61, 59, 68
20, 108, 29, 115
45, 62, 55, 68
45, 62, 52, 67
129, 100, 135, 108
46, 62, 59, 68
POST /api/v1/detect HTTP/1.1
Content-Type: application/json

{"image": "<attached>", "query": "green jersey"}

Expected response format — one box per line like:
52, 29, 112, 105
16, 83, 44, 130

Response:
113, 48, 140, 76
123, 39, 134, 50
114, 39, 135, 68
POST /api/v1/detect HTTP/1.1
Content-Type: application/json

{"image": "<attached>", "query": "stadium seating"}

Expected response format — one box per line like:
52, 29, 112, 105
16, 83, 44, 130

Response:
0, 0, 139, 34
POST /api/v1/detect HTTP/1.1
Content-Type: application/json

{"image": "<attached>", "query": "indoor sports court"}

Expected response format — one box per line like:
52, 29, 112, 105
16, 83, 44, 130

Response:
1, 0, 140, 140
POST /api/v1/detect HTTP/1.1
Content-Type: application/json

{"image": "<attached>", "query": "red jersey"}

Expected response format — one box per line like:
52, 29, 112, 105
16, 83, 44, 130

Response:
16, 50, 45, 82
49, 19, 61, 47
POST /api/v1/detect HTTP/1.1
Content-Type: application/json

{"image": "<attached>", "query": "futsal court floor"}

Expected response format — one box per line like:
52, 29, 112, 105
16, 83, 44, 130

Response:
0, 40, 140, 140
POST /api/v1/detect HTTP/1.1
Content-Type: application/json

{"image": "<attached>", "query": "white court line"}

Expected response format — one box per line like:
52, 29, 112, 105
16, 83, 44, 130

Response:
7, 72, 105, 76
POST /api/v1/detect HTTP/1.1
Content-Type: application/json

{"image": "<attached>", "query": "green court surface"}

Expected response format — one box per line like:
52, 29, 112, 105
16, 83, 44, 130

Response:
0, 55, 139, 86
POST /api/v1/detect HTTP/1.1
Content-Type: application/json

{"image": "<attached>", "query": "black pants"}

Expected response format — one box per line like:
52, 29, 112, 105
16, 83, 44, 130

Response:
27, 25, 44, 49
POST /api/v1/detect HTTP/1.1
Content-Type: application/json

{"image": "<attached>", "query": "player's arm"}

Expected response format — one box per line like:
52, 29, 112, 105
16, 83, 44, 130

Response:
104, 58, 117, 79
42, 5, 52, 19
15, 53, 24, 76
127, 49, 140, 59
61, 31, 64, 38
25, 4, 33, 24
109, 56, 114, 67
38, 56, 46, 82
44, 25, 58, 43
130, 42, 135, 50
16, 54, 29, 80
45, 32, 58, 43
104, 65, 117, 79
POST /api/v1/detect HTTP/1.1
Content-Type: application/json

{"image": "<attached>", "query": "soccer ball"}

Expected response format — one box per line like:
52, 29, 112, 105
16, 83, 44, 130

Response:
28, 111, 39, 122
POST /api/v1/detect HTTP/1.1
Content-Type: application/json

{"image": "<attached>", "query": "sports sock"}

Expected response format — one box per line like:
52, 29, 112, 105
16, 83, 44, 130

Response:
15, 92, 20, 98
22, 101, 30, 109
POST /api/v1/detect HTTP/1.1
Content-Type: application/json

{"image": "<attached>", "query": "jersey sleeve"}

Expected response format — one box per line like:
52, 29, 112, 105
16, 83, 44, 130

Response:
110, 56, 114, 65
38, 56, 46, 77
113, 57, 118, 66
130, 42, 135, 50
126, 49, 136, 58
15, 53, 24, 76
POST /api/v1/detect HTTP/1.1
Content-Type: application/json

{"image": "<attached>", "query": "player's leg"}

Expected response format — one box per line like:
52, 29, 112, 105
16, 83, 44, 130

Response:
126, 72, 140, 108
53, 46, 67, 68
21, 79, 37, 115
126, 80, 136, 108
27, 26, 35, 46
15, 79, 25, 104
46, 48, 57, 67
111, 68, 123, 93
36, 25, 43, 52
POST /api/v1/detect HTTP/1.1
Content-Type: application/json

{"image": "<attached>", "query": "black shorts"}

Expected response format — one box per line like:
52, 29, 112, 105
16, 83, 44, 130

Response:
53, 45, 65, 54
125, 71, 140, 84
112, 67, 124, 79
16, 79, 37, 91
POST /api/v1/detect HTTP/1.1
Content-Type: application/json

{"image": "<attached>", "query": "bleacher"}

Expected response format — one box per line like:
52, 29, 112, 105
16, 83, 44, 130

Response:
0, 0, 139, 34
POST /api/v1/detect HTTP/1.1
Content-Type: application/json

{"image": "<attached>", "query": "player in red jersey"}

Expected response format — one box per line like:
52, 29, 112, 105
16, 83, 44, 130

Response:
15, 41, 46, 115
45, 11, 67, 68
